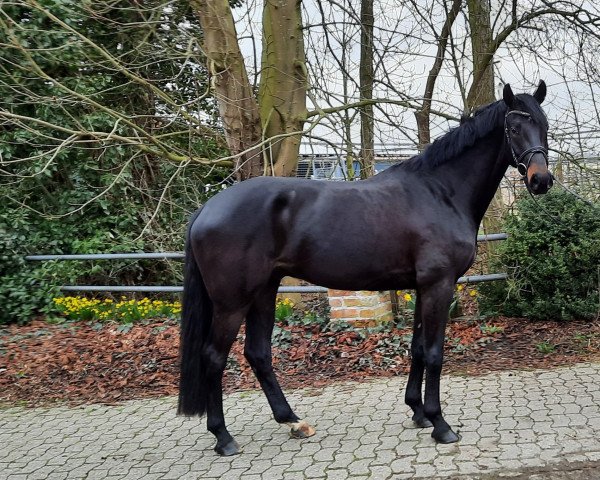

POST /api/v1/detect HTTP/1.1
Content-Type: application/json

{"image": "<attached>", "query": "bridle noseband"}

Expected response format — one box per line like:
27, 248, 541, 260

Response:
504, 110, 548, 177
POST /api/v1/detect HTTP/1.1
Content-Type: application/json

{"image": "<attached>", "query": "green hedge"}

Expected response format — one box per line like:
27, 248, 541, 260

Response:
0, 207, 159, 325
479, 189, 600, 320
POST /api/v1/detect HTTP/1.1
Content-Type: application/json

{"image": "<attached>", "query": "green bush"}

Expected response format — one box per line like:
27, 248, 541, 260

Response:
0, 182, 216, 325
0, 1, 228, 325
479, 189, 600, 320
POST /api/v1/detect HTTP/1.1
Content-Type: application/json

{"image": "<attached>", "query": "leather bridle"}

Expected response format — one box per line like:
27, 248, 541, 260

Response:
504, 110, 549, 177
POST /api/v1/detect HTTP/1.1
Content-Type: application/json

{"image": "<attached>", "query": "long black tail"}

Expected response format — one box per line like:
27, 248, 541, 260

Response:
177, 208, 212, 416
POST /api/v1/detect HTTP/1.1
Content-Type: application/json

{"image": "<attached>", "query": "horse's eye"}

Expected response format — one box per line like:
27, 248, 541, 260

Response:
510, 126, 518, 134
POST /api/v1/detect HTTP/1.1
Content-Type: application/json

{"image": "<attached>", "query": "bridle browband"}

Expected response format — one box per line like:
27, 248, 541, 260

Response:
504, 110, 549, 177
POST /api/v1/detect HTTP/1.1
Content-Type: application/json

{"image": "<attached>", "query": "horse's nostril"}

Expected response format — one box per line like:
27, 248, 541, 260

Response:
529, 172, 552, 194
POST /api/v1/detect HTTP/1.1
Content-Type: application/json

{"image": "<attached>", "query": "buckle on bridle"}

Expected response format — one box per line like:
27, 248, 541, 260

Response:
516, 146, 548, 176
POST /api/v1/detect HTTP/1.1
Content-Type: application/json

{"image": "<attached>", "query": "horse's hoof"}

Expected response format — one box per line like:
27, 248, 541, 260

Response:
432, 428, 460, 444
412, 415, 433, 428
288, 420, 316, 439
214, 439, 240, 456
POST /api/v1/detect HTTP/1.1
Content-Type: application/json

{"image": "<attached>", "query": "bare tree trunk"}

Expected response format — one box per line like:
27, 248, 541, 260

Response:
359, 0, 375, 178
191, 0, 263, 180
259, 0, 307, 177
466, 0, 496, 110
466, 0, 504, 245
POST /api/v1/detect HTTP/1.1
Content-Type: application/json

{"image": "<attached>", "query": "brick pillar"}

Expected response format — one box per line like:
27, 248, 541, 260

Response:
327, 290, 394, 327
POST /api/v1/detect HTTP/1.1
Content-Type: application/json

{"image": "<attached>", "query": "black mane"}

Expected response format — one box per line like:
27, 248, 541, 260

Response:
400, 94, 547, 171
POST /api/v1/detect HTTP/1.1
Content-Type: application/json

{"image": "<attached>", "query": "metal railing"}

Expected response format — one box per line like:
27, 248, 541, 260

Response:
25, 233, 508, 293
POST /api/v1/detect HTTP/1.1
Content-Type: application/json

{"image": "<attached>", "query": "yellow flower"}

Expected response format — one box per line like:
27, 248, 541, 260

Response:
456, 284, 464, 291
53, 294, 182, 321
403, 293, 412, 302
469, 289, 477, 297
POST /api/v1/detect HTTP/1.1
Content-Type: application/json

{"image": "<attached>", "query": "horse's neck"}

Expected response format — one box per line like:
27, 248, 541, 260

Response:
437, 130, 510, 227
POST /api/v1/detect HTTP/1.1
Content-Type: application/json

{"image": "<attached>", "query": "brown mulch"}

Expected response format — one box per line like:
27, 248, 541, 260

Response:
1, 317, 600, 407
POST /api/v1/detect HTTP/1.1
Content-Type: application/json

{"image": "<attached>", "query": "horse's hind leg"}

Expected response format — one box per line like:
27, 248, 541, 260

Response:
244, 285, 316, 439
405, 295, 433, 428
205, 307, 246, 456
420, 280, 459, 443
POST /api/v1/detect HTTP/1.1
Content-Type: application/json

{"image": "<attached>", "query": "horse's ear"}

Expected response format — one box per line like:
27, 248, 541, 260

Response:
533, 80, 547, 104
503, 84, 515, 107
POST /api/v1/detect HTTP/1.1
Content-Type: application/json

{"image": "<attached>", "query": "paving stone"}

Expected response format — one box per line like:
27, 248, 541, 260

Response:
5, 364, 600, 479
324, 468, 350, 479
347, 458, 372, 476
313, 447, 337, 462
303, 461, 329, 478
369, 464, 393, 479
371, 448, 396, 466
284, 454, 314, 472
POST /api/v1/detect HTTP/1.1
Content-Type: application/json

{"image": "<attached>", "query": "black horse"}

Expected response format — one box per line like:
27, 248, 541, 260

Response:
178, 82, 552, 455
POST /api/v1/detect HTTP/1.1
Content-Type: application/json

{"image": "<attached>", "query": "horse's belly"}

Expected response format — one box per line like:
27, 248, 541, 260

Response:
281, 248, 417, 291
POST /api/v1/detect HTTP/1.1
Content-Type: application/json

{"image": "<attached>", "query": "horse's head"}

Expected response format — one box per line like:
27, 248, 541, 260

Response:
503, 81, 553, 195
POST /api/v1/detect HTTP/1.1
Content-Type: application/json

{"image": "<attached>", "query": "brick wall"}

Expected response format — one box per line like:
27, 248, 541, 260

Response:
327, 289, 394, 327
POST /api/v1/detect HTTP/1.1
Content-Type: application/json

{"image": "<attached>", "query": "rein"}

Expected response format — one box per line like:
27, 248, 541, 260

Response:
525, 187, 575, 232
504, 110, 548, 176
523, 174, 599, 232
551, 175, 600, 210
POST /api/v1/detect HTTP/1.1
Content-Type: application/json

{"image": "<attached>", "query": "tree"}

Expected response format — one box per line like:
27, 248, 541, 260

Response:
6, 1, 599, 187
190, 0, 308, 179
259, 0, 308, 177
359, 0, 375, 177
190, 0, 263, 179
0, 0, 227, 323
1, 2, 599, 226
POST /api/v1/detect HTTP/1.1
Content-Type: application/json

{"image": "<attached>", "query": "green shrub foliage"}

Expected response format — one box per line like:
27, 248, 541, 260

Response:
479, 190, 600, 320
0, 1, 229, 324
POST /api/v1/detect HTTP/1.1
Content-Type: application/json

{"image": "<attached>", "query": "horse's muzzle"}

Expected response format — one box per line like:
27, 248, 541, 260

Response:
528, 171, 553, 195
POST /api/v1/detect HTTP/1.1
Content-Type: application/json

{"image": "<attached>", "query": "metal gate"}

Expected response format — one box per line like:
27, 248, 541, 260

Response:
25, 234, 508, 293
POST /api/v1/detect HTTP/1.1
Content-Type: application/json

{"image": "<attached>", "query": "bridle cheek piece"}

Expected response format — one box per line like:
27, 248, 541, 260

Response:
504, 110, 548, 178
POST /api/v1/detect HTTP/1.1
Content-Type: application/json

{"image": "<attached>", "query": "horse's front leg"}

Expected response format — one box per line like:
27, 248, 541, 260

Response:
419, 280, 460, 443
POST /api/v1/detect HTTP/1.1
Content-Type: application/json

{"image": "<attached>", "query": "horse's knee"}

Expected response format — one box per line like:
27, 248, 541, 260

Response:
424, 348, 443, 373
411, 340, 423, 356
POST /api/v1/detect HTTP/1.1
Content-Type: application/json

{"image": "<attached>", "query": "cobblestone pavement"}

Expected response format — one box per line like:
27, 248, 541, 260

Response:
4, 363, 600, 479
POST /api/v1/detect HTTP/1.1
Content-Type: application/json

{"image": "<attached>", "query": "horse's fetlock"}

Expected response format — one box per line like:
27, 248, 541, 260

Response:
207, 420, 225, 435
274, 409, 298, 424
405, 392, 421, 408
424, 406, 441, 421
